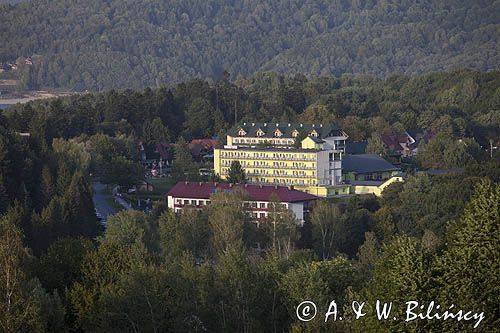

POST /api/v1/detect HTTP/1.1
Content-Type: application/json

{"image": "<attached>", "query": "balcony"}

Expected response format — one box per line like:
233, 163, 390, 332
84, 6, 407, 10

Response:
221, 163, 315, 170
246, 172, 317, 178
220, 155, 316, 162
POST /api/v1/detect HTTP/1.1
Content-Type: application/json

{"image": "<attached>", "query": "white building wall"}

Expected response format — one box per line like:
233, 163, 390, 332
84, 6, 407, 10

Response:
316, 150, 330, 186
167, 195, 307, 223
167, 195, 175, 209
323, 135, 347, 152
288, 202, 304, 223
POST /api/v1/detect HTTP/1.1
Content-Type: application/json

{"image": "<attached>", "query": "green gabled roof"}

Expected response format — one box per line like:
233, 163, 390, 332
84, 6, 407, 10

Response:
227, 122, 342, 138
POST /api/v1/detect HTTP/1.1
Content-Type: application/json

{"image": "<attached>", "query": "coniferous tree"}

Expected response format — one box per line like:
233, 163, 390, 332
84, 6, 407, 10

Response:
366, 132, 387, 157
227, 161, 246, 184
0, 177, 9, 215
37, 238, 94, 292
40, 164, 54, 207
280, 257, 359, 332
437, 180, 500, 331
172, 137, 196, 181
356, 236, 433, 332
56, 160, 72, 196
33, 197, 62, 254
61, 172, 98, 238
142, 117, 170, 145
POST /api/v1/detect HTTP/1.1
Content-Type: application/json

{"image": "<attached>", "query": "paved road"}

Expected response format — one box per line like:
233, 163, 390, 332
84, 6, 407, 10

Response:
92, 182, 119, 221
115, 195, 133, 210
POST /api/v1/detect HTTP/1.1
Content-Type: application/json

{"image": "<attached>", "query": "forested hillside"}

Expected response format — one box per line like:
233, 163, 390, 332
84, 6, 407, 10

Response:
4, 70, 499, 153
1, 0, 499, 90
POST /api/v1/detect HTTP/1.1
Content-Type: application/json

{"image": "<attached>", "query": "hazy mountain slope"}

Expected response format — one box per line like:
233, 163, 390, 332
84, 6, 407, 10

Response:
0, 0, 499, 91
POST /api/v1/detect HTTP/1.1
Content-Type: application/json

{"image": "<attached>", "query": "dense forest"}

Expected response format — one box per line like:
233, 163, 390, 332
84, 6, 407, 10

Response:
0, 70, 499, 331
4, 70, 499, 165
1, 0, 499, 90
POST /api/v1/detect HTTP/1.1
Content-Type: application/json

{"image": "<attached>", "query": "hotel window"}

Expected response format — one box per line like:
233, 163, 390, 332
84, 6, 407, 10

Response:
274, 129, 282, 137
256, 129, 265, 137
238, 129, 247, 136
292, 129, 299, 138
183, 200, 189, 205
260, 203, 266, 208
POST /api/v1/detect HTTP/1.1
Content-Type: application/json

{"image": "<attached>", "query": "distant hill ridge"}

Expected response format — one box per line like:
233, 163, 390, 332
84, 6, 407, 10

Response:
0, 0, 499, 91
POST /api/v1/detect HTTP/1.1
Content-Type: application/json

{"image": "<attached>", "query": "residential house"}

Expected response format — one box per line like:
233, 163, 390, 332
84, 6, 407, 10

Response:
342, 154, 401, 182
380, 133, 416, 158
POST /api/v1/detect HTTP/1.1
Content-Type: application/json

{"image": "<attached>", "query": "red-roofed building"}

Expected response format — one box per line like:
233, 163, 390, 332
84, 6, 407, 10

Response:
380, 133, 416, 157
190, 139, 217, 150
167, 181, 318, 223
189, 139, 218, 162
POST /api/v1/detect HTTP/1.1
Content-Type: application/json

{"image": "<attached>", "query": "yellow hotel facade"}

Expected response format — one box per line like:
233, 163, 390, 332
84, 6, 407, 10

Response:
214, 122, 351, 197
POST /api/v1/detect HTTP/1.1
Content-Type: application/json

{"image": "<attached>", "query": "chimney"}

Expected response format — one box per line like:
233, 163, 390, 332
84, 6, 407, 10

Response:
185, 181, 188, 185
288, 185, 294, 190
199, 182, 202, 186
229, 183, 233, 188
245, 184, 248, 188
274, 185, 278, 189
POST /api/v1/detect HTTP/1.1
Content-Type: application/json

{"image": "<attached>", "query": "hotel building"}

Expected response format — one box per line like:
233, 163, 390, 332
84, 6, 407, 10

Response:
214, 122, 350, 197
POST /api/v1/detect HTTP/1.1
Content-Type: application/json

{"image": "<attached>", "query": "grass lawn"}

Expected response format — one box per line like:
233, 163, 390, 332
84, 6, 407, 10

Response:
147, 177, 177, 195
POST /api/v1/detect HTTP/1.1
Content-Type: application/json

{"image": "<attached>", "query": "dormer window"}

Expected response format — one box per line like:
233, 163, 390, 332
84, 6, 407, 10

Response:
291, 129, 300, 138
256, 128, 265, 137
238, 128, 247, 136
310, 130, 318, 137
274, 129, 283, 137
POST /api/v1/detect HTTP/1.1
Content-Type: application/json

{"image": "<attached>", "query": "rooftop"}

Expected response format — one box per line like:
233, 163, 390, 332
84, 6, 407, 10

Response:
342, 154, 400, 174
380, 133, 413, 149
227, 122, 343, 138
190, 139, 217, 150
348, 180, 385, 186
307, 136, 325, 144
167, 182, 318, 203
